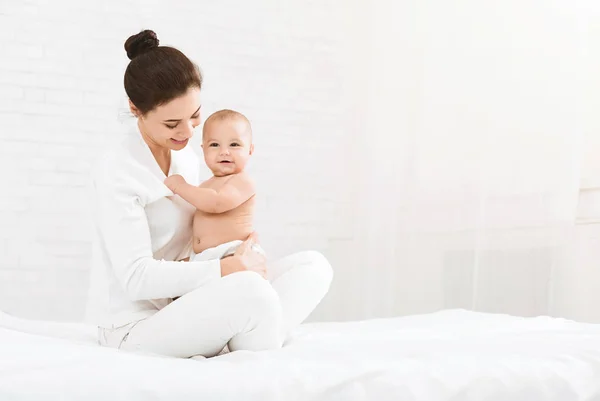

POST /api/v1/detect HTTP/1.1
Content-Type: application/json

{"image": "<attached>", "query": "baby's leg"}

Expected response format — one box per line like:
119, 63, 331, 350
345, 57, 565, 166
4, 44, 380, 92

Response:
192, 240, 244, 262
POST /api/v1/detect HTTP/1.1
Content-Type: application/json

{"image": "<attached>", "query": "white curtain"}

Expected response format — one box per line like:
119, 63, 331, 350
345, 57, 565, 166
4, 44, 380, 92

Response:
350, 0, 596, 320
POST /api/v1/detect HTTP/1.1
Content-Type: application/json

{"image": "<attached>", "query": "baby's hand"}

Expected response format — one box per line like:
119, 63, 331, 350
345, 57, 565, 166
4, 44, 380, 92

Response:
164, 174, 186, 193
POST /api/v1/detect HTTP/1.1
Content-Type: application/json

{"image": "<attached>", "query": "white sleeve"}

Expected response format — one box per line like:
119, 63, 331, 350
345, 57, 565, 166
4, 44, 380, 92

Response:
93, 176, 221, 301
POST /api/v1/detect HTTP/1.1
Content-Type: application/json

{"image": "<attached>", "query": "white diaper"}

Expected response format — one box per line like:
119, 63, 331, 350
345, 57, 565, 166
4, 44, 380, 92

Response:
191, 240, 266, 262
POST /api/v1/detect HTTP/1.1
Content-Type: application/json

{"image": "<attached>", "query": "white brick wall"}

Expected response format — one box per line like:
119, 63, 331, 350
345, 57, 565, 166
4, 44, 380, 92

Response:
0, 0, 363, 321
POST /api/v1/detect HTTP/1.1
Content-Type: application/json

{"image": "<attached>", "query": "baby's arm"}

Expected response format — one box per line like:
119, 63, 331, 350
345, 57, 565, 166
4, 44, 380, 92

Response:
165, 173, 255, 214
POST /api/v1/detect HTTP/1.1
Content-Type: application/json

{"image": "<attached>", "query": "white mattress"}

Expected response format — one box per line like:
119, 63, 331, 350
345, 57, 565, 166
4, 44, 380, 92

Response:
1, 309, 600, 401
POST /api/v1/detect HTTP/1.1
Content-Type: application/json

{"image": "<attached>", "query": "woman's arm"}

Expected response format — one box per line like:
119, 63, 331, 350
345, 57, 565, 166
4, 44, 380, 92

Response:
93, 178, 222, 301
165, 173, 255, 214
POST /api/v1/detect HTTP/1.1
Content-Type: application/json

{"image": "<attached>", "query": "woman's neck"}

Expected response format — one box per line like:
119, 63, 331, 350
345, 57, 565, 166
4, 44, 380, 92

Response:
150, 145, 171, 176
138, 121, 171, 176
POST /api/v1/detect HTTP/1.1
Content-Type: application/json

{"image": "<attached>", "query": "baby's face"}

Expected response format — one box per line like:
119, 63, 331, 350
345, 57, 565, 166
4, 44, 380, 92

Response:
202, 119, 254, 177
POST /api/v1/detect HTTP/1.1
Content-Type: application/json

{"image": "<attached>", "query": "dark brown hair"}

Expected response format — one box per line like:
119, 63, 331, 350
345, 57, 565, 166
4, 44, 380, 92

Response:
124, 30, 202, 115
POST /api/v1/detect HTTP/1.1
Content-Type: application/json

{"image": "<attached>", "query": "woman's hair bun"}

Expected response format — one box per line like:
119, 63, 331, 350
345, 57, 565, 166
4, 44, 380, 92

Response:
124, 29, 159, 60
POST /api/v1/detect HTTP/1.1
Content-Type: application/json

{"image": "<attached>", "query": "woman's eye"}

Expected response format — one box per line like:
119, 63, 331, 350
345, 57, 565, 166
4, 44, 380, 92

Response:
165, 124, 177, 129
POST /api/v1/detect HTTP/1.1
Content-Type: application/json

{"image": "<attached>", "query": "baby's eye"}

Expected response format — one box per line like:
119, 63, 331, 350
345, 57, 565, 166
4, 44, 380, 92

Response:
230, 143, 240, 147
209, 143, 219, 147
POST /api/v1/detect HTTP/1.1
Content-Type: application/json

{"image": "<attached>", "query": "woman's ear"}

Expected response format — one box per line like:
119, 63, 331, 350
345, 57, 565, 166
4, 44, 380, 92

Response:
128, 99, 141, 117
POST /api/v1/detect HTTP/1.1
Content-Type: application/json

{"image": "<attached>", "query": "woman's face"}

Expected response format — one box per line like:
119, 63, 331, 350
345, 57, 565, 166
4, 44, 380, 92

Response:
132, 88, 202, 151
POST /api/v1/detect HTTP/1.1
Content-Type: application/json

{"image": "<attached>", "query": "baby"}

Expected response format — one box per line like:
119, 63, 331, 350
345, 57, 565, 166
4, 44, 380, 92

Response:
164, 109, 264, 262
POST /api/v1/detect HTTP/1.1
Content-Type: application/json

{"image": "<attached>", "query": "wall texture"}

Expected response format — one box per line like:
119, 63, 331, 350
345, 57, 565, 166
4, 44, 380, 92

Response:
0, 0, 363, 321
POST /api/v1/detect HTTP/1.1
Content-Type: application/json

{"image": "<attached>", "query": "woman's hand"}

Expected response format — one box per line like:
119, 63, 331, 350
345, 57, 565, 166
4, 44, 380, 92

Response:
220, 233, 267, 278
164, 174, 186, 193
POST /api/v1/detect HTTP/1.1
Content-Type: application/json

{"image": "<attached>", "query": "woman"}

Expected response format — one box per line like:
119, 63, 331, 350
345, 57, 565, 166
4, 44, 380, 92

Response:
84, 30, 333, 359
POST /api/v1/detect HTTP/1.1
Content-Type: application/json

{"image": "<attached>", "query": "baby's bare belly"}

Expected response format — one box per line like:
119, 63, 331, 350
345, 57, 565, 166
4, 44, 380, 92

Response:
193, 212, 254, 254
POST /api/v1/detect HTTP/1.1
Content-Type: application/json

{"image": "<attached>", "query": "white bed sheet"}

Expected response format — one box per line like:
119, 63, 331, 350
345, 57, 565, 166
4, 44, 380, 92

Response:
1, 309, 600, 401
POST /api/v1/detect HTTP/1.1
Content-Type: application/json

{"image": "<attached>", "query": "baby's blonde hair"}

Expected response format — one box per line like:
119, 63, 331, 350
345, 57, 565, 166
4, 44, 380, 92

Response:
203, 109, 252, 138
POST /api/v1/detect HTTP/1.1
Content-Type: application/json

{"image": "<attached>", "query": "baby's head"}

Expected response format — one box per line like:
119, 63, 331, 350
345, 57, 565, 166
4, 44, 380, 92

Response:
202, 109, 254, 177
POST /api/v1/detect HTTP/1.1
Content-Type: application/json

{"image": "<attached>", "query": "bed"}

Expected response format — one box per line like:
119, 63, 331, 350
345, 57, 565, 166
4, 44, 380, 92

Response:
1, 309, 600, 401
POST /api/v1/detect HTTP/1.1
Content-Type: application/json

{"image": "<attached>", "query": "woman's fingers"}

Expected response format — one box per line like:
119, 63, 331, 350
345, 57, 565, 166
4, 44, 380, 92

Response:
232, 233, 267, 278
247, 231, 259, 244
234, 237, 253, 256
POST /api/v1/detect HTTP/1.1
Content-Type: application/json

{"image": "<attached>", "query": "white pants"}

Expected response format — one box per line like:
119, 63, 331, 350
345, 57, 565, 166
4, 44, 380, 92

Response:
100, 250, 333, 358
